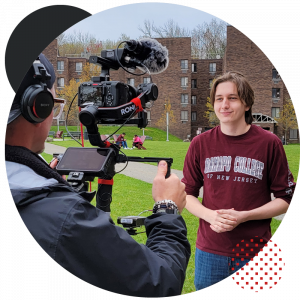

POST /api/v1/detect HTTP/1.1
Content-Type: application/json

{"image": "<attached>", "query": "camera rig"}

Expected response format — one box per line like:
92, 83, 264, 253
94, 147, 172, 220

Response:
56, 39, 172, 235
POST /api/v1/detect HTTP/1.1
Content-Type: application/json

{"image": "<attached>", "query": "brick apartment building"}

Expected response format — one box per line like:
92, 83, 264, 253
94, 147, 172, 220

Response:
42, 26, 298, 143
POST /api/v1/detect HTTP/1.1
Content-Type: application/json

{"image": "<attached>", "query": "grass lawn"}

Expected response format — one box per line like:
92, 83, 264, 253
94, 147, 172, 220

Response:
41, 140, 299, 295
50, 125, 182, 142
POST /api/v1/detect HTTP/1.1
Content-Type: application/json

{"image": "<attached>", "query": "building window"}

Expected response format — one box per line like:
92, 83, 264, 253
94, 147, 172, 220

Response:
191, 95, 197, 105
76, 62, 83, 71
192, 111, 197, 121
290, 129, 298, 139
272, 88, 280, 99
75, 79, 80, 83
272, 69, 280, 79
143, 77, 151, 84
181, 94, 188, 104
191, 79, 197, 89
271, 107, 280, 118
209, 79, 213, 88
209, 63, 216, 72
181, 77, 188, 87
57, 78, 64, 87
192, 63, 197, 72
181, 110, 188, 121
147, 111, 151, 120
180, 60, 188, 69
57, 61, 64, 71
127, 78, 135, 86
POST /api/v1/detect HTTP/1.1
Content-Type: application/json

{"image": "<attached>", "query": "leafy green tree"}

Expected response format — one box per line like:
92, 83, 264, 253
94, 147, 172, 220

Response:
275, 99, 298, 142
155, 97, 177, 130
204, 97, 219, 127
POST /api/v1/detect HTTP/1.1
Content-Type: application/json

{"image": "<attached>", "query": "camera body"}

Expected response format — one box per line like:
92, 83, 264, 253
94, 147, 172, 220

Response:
78, 80, 158, 111
78, 81, 136, 108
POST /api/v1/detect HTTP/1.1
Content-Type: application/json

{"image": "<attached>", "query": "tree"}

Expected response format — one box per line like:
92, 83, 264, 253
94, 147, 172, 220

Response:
274, 99, 298, 143
155, 97, 177, 130
204, 97, 219, 127
56, 78, 80, 126
191, 18, 227, 59
57, 30, 101, 56
57, 31, 131, 57
138, 20, 155, 38
139, 19, 190, 38
138, 18, 227, 59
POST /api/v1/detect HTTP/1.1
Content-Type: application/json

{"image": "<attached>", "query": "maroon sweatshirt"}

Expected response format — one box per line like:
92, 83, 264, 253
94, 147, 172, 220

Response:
182, 125, 295, 258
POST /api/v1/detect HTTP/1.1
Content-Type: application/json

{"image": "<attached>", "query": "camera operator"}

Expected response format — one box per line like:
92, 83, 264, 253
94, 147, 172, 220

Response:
5, 54, 190, 297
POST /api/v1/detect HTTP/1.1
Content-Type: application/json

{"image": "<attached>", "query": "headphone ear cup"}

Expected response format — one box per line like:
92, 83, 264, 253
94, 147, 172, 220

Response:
21, 84, 54, 123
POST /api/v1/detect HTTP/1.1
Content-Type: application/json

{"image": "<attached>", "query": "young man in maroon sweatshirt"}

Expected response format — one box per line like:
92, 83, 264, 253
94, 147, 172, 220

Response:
182, 71, 296, 290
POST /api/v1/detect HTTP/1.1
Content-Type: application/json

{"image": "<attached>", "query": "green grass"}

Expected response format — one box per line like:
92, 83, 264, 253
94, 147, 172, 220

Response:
283, 144, 300, 181
41, 142, 299, 295
50, 125, 182, 142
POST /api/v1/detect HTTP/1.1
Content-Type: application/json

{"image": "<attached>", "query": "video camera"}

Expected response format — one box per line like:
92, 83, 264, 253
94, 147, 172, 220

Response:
77, 38, 168, 142
56, 38, 172, 235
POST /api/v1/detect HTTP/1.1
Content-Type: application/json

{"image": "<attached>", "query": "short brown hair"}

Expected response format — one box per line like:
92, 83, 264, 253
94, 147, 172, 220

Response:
210, 71, 255, 125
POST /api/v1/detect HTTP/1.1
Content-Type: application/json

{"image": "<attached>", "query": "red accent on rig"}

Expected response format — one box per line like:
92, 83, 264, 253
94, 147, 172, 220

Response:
98, 179, 114, 185
103, 141, 111, 147
130, 97, 143, 112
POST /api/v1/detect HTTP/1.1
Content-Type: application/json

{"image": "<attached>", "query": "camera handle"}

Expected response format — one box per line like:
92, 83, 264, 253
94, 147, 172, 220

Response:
96, 155, 173, 213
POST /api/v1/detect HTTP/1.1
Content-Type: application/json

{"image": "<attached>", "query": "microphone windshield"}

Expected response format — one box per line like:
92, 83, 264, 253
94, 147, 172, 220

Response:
138, 38, 169, 74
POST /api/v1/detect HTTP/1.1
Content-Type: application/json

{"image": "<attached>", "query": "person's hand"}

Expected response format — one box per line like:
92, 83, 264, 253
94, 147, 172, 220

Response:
207, 208, 237, 233
210, 209, 247, 233
152, 160, 186, 213
49, 158, 67, 180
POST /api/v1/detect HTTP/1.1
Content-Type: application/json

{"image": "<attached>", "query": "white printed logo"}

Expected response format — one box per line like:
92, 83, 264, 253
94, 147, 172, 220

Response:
121, 105, 135, 115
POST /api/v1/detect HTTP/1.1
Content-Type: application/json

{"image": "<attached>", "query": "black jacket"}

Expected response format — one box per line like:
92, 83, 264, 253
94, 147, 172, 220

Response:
11, 183, 191, 297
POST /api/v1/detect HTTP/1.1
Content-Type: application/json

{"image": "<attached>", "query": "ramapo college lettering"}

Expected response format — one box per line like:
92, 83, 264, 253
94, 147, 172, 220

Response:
204, 156, 264, 184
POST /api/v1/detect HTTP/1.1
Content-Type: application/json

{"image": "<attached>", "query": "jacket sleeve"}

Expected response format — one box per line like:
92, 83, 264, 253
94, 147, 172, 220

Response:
55, 198, 191, 297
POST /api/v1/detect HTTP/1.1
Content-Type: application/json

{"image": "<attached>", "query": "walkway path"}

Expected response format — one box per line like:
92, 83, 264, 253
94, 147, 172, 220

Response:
44, 143, 284, 220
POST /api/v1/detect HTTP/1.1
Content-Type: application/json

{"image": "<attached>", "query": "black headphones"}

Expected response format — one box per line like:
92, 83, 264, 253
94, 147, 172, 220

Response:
20, 57, 54, 123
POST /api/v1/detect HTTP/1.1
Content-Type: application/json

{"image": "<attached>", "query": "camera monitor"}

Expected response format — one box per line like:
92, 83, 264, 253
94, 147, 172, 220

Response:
56, 147, 115, 177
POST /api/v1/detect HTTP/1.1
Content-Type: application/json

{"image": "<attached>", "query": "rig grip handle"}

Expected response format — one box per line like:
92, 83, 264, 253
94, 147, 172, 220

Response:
157, 160, 171, 179
166, 161, 171, 179
96, 182, 113, 212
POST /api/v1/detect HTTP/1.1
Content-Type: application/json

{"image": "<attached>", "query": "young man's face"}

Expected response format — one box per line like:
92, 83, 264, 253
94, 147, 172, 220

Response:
214, 81, 249, 126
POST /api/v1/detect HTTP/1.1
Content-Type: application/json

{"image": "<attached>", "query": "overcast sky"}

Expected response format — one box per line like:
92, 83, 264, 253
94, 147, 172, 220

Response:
63, 3, 219, 41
